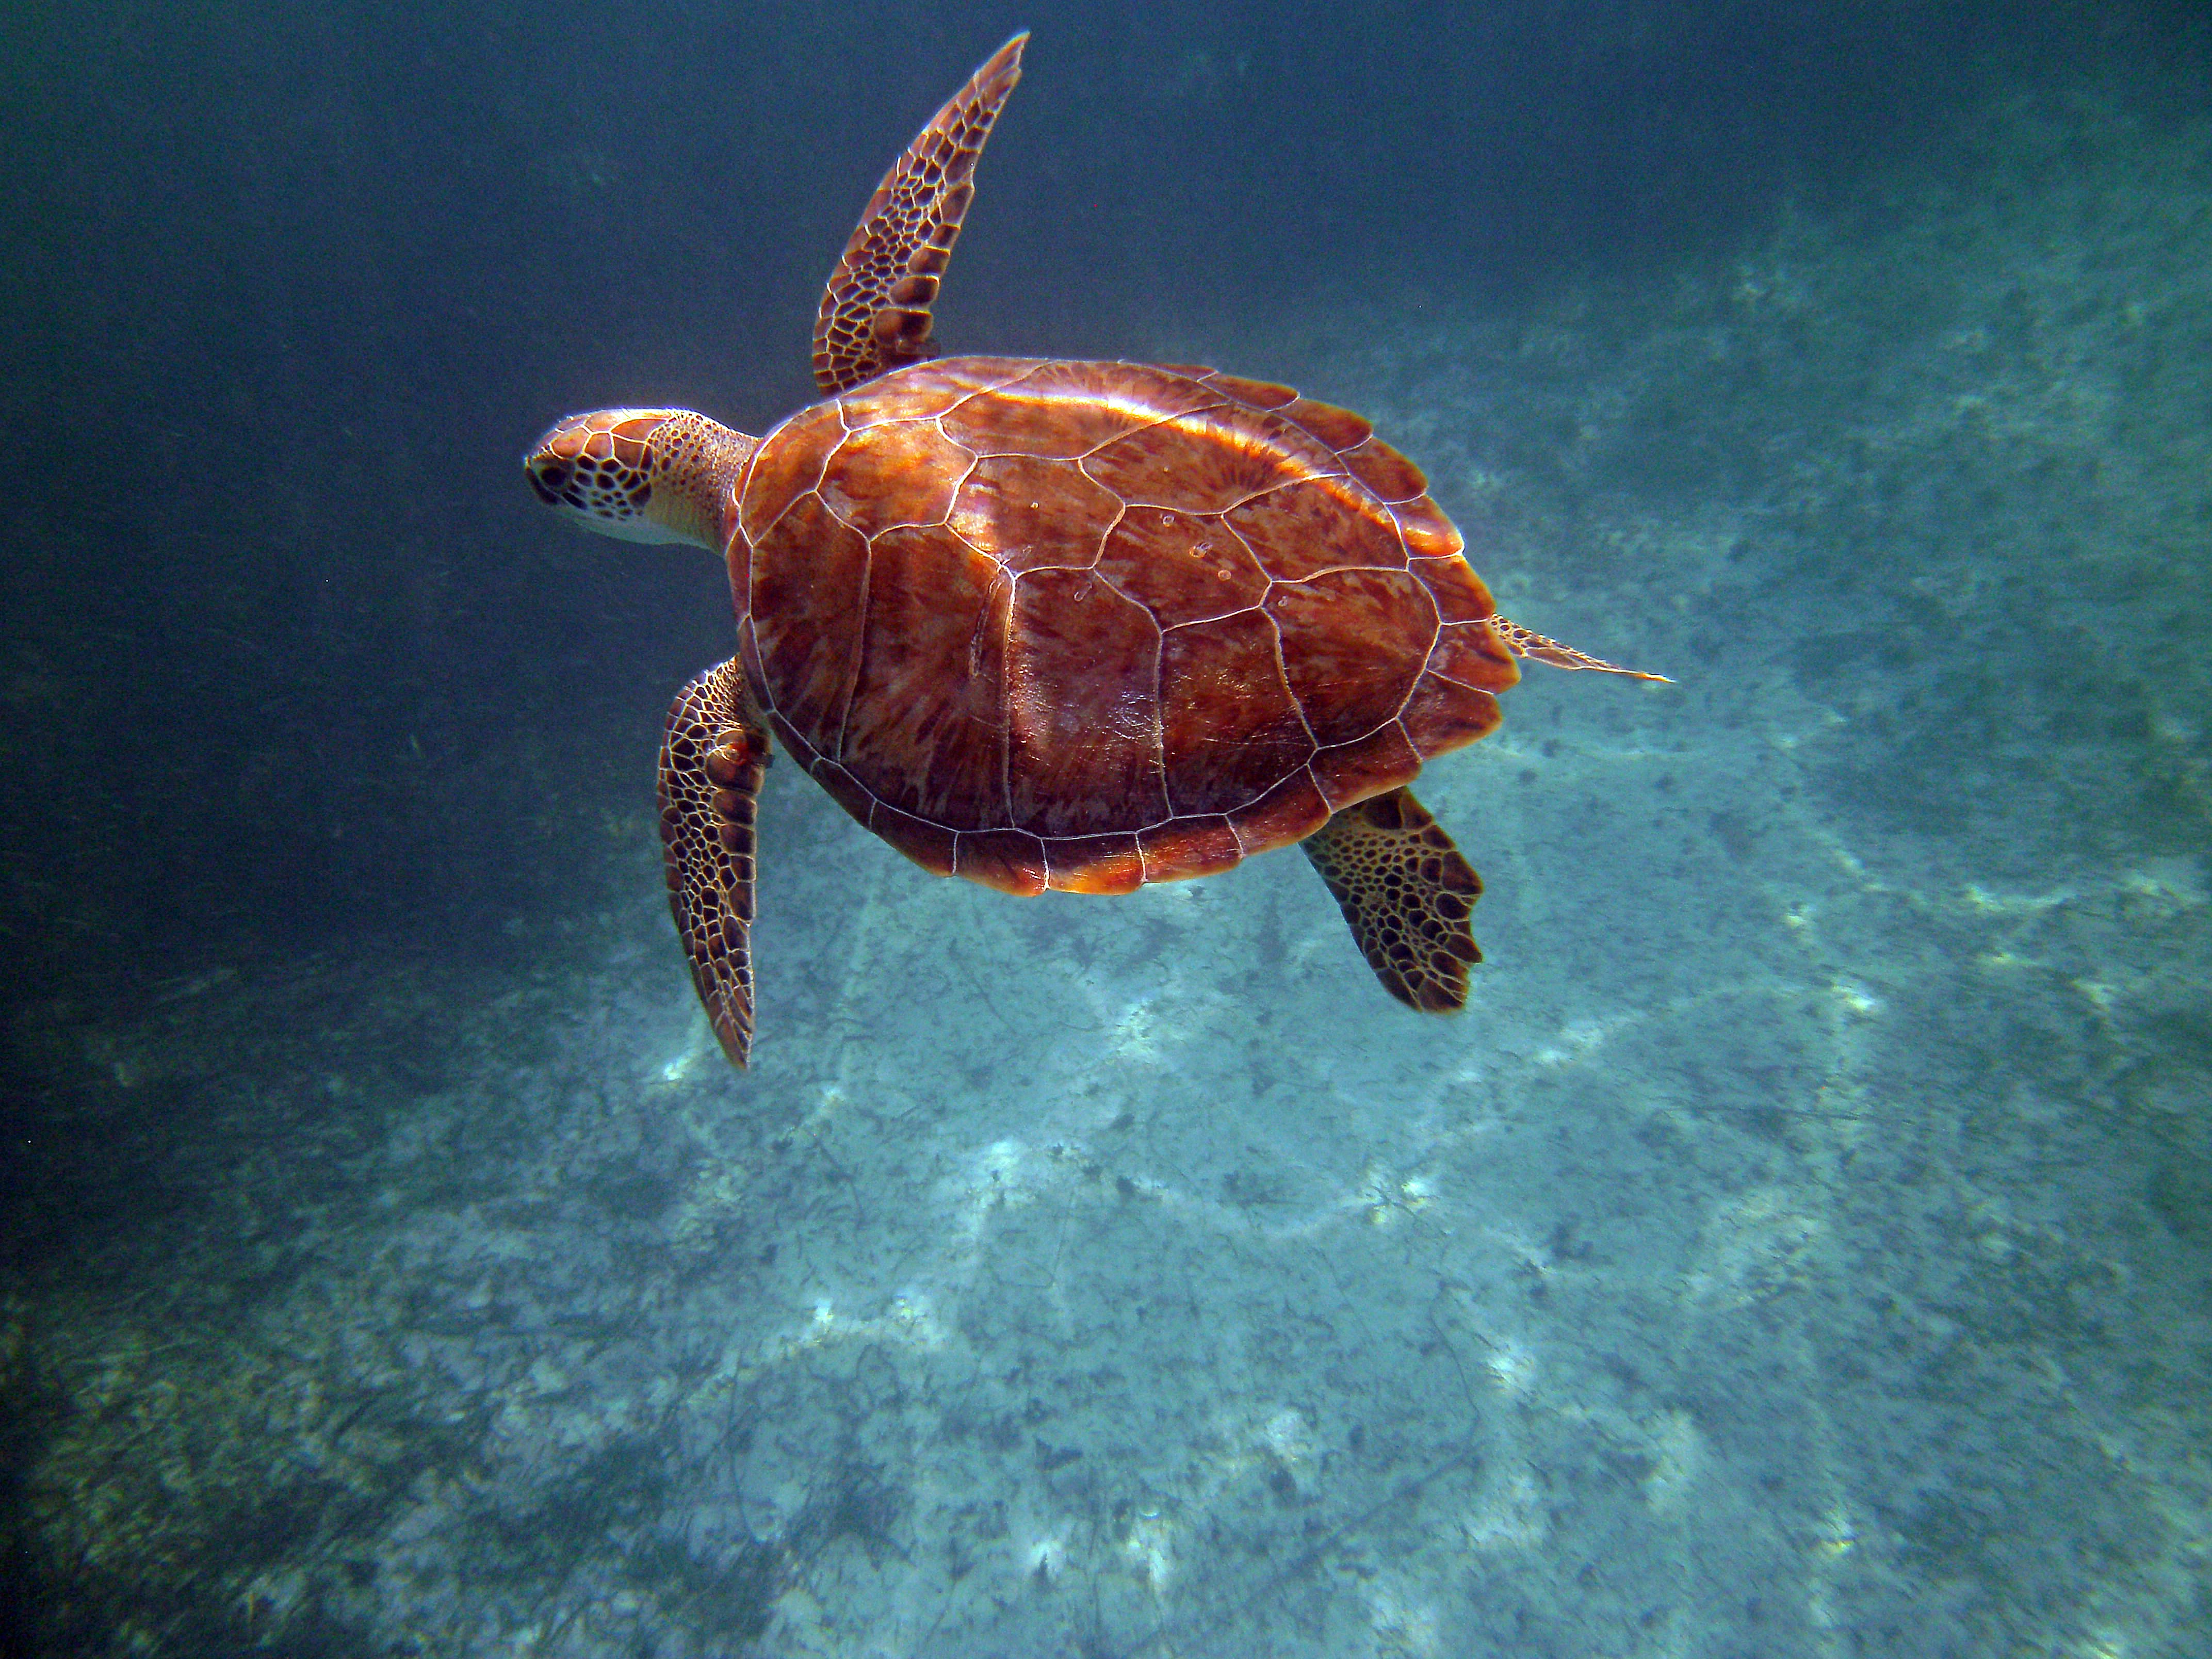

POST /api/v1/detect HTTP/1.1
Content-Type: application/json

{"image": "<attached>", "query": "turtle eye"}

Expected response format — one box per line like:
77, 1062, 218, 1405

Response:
527, 459, 573, 503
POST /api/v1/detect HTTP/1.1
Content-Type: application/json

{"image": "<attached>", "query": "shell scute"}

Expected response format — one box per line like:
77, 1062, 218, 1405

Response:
802, 751, 877, 826
938, 359, 1205, 459
1342, 435, 1429, 503
852, 356, 1032, 420
1227, 769, 1332, 853
740, 401, 840, 541
949, 452, 1115, 573
1225, 475, 1405, 583
1265, 568, 1434, 745
1096, 507, 1268, 625
1207, 372, 1300, 411
1083, 400, 1342, 516
1043, 832, 1148, 895
1282, 397, 1374, 452
1136, 815, 1245, 883
1005, 568, 1166, 837
1416, 559, 1495, 624
869, 799, 959, 877
1400, 670, 1505, 755
746, 494, 868, 744
1394, 497, 1467, 565
1158, 610, 1312, 817
820, 418, 971, 535
1311, 720, 1424, 811
837, 524, 1009, 825
1422, 617, 1520, 697
953, 827, 1051, 896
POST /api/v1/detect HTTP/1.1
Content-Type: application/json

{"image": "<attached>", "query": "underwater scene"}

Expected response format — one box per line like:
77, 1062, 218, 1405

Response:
3, 2, 2209, 1654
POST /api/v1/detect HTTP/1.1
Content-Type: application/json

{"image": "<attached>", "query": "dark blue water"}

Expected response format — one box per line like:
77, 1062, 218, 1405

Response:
5, 3, 2209, 1654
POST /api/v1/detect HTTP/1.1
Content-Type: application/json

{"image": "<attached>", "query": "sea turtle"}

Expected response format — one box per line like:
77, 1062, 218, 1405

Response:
525, 34, 1662, 1069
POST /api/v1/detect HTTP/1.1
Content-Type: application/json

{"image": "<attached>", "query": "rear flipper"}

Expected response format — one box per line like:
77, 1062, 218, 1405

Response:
658, 660, 770, 1068
1490, 613, 1671, 681
1302, 787, 1482, 1013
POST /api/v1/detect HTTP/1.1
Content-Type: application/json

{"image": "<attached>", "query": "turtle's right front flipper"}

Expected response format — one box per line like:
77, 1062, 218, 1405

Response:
811, 31, 1028, 395
659, 660, 770, 1069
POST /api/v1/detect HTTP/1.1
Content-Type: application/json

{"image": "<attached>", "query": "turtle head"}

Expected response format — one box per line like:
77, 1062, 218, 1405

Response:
524, 408, 757, 551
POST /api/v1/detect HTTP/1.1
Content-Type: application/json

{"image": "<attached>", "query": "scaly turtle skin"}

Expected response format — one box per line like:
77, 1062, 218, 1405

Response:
526, 35, 1663, 1068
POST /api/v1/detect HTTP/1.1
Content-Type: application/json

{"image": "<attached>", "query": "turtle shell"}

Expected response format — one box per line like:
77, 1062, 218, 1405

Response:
729, 356, 1519, 897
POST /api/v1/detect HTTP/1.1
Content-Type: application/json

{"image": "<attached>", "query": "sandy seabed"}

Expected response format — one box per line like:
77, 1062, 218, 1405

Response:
8, 77, 2210, 1659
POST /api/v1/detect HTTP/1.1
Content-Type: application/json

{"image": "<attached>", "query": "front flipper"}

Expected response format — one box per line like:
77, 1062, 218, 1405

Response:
1302, 787, 1482, 1013
659, 660, 771, 1068
810, 32, 1028, 395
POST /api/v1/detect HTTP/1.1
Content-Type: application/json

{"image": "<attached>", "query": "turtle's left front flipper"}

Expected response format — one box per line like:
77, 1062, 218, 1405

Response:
659, 660, 771, 1069
1303, 787, 1482, 1013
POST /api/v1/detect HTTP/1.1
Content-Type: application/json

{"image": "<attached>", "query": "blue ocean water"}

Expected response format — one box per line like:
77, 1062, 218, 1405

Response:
4, 3, 2209, 1654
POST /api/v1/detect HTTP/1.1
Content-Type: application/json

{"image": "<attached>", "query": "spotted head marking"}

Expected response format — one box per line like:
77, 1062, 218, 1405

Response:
524, 407, 757, 551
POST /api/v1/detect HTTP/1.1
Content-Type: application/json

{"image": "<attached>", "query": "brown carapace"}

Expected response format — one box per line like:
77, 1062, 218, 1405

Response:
525, 32, 1665, 1068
